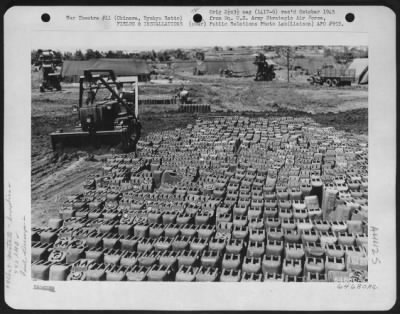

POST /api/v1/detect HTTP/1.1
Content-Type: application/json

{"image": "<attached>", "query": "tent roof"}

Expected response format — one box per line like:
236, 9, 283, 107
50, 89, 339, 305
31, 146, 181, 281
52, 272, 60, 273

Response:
357, 65, 368, 84
292, 56, 336, 73
347, 58, 368, 79
61, 59, 150, 78
171, 61, 196, 73
205, 60, 230, 74
228, 60, 256, 76
195, 61, 208, 73
359, 69, 368, 84
61, 60, 96, 77
194, 60, 257, 76
193, 60, 230, 74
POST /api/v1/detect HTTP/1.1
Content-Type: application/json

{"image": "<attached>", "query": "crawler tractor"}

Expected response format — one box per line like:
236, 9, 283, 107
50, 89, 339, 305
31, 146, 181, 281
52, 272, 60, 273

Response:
50, 70, 141, 152
37, 50, 62, 92
254, 53, 275, 81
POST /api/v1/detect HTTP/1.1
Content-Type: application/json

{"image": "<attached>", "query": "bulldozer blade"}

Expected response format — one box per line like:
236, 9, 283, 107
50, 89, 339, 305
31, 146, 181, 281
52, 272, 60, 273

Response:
50, 129, 132, 152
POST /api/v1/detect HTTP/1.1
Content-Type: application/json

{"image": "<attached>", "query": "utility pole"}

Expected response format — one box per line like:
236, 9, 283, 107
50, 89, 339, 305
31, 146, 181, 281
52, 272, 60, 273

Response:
286, 46, 290, 83
277, 46, 293, 83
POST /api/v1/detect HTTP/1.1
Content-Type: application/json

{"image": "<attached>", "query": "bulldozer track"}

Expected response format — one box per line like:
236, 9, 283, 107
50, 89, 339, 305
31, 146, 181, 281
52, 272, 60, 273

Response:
32, 159, 101, 203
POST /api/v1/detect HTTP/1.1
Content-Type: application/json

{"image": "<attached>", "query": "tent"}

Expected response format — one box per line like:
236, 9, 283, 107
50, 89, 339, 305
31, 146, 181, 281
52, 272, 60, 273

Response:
61, 60, 96, 82
209, 61, 232, 75
193, 60, 230, 75
194, 61, 207, 75
171, 61, 196, 74
347, 58, 368, 84
291, 56, 336, 74
193, 59, 257, 76
228, 60, 257, 77
61, 58, 151, 82
359, 66, 368, 84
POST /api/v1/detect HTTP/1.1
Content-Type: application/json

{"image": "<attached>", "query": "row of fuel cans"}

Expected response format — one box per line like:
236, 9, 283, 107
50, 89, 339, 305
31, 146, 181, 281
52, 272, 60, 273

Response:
32, 116, 368, 281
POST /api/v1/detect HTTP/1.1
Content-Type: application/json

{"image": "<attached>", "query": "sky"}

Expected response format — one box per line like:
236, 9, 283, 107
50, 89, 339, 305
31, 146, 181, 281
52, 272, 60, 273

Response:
30, 29, 368, 52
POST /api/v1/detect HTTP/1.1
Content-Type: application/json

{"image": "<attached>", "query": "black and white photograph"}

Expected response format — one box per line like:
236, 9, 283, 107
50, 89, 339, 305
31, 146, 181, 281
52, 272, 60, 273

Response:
4, 6, 396, 310
30, 45, 370, 283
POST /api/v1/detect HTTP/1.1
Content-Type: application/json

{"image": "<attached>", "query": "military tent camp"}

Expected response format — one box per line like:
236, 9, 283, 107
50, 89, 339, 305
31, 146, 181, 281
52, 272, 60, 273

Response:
346, 58, 368, 84
61, 58, 151, 82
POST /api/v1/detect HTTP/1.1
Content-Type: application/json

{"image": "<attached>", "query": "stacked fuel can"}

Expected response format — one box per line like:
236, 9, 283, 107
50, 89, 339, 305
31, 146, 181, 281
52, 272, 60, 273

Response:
32, 115, 368, 282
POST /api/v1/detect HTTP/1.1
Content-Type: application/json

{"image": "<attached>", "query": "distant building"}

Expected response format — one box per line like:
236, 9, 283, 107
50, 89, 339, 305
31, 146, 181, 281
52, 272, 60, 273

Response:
61, 58, 151, 82
346, 58, 368, 84
291, 56, 336, 74
193, 59, 258, 77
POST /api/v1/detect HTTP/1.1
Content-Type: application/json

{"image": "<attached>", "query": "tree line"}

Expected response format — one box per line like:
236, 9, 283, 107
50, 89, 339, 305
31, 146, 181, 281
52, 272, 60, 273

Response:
31, 46, 368, 66
31, 48, 193, 64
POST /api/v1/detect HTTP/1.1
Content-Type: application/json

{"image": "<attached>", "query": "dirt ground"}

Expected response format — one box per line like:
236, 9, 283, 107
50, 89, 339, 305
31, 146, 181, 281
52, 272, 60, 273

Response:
31, 72, 368, 227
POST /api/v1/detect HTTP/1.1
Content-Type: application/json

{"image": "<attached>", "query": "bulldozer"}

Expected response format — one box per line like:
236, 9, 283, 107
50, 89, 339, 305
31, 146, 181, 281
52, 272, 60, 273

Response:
254, 53, 275, 81
40, 64, 62, 92
37, 50, 62, 92
50, 70, 141, 152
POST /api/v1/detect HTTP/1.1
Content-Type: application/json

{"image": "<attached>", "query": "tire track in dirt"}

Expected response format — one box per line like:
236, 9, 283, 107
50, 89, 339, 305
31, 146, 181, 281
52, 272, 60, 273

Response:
31, 158, 102, 226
